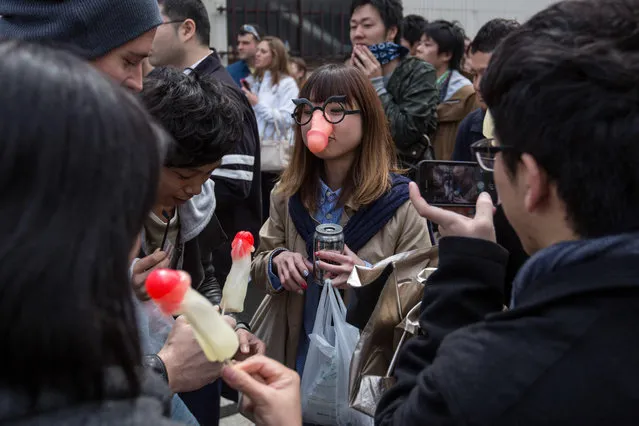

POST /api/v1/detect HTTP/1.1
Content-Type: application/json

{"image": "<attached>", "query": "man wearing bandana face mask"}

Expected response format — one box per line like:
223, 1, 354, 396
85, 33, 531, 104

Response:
350, 0, 439, 177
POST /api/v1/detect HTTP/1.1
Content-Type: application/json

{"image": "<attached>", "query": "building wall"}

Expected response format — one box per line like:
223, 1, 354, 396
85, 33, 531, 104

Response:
403, 0, 555, 36
202, 0, 229, 64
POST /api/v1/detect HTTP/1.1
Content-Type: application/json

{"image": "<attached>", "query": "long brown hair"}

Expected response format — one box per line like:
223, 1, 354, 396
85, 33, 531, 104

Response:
278, 64, 400, 212
254, 36, 290, 87
289, 56, 308, 88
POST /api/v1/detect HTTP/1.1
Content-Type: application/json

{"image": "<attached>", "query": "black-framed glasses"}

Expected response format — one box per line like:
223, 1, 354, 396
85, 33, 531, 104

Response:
160, 19, 185, 26
471, 138, 515, 172
291, 96, 361, 126
240, 24, 261, 41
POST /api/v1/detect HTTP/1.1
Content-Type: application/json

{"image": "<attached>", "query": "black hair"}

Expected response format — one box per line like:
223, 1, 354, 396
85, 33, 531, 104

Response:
469, 18, 520, 54
423, 20, 467, 70
400, 14, 428, 47
350, 0, 403, 44
159, 0, 211, 46
141, 67, 243, 168
482, 0, 639, 238
0, 41, 167, 400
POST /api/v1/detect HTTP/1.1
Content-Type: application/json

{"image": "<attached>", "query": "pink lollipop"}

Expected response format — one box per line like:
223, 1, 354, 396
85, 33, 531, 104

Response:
146, 269, 190, 315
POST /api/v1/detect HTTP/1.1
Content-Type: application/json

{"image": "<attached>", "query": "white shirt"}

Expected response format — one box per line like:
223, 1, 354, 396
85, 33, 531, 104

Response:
184, 53, 211, 75
246, 71, 299, 140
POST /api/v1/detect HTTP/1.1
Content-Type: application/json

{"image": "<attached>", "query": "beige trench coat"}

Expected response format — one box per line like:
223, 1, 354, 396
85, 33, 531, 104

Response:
250, 187, 432, 369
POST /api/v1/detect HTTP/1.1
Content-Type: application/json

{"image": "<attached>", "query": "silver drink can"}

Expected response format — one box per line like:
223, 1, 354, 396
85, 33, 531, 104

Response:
313, 224, 345, 284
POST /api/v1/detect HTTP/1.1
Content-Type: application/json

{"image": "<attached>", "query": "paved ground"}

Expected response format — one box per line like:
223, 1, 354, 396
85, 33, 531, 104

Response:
220, 398, 253, 426
218, 284, 264, 426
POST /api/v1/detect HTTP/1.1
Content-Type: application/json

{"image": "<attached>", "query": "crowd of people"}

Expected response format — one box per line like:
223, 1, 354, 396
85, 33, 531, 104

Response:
0, 0, 638, 425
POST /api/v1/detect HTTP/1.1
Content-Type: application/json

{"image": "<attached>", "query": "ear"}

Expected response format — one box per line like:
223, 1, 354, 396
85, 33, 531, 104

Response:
179, 19, 197, 42
386, 26, 398, 43
520, 153, 550, 213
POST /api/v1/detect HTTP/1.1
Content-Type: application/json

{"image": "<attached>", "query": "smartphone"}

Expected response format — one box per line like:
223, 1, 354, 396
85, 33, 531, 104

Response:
416, 160, 498, 207
240, 78, 251, 91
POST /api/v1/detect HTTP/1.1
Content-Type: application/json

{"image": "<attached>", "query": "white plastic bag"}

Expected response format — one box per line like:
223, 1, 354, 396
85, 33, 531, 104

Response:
301, 284, 373, 426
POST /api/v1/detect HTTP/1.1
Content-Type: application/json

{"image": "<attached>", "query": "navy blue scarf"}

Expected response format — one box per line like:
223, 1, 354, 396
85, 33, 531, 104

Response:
288, 174, 412, 260
290, 174, 413, 375
367, 42, 409, 65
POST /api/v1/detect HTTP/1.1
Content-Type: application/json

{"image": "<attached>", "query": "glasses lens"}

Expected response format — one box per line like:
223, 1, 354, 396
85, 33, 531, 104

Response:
475, 151, 496, 171
294, 104, 313, 125
323, 102, 346, 124
472, 138, 500, 171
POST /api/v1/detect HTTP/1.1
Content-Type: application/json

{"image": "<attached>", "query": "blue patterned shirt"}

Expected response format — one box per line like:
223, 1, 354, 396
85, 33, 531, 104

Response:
267, 179, 342, 291
266, 180, 345, 374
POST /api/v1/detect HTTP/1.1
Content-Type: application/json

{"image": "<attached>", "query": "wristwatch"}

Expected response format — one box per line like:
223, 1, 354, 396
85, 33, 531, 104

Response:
234, 321, 251, 332
143, 354, 169, 384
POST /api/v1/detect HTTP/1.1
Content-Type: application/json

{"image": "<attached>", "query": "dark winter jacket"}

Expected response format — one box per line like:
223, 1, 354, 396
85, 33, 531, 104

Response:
380, 56, 439, 169
376, 236, 639, 426
0, 370, 179, 425
138, 180, 226, 305
193, 53, 262, 309
452, 107, 485, 162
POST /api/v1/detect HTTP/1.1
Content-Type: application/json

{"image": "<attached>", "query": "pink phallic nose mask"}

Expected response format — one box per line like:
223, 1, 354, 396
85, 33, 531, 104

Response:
306, 112, 334, 154
292, 96, 361, 154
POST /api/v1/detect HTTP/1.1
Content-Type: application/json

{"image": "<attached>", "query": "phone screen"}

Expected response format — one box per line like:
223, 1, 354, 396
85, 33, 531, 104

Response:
241, 79, 251, 90
416, 160, 498, 207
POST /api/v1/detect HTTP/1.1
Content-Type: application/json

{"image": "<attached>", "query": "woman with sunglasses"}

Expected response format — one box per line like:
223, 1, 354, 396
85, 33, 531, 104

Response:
250, 64, 432, 376
242, 36, 299, 222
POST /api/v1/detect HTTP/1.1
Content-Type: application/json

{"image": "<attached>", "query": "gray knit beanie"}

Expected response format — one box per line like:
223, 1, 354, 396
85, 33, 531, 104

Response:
0, 0, 162, 60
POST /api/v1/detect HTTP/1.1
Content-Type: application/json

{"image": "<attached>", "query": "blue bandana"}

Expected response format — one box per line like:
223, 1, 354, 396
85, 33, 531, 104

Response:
367, 42, 408, 65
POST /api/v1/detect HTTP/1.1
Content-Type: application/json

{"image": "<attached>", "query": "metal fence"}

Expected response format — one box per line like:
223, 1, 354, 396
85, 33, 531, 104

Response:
221, 0, 352, 67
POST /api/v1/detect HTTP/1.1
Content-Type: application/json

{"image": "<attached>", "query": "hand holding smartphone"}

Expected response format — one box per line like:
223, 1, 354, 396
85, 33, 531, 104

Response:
416, 160, 498, 208
240, 78, 251, 91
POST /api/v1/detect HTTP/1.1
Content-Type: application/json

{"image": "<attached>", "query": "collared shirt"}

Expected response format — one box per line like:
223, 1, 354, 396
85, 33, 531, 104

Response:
315, 180, 343, 224
267, 179, 343, 292
183, 53, 212, 75
266, 180, 367, 375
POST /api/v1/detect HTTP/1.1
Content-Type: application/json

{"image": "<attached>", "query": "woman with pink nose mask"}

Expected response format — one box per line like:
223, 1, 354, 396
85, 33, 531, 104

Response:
250, 64, 432, 378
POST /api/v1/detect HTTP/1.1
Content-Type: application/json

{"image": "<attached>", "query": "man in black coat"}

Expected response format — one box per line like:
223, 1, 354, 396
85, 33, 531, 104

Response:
149, 0, 263, 313
147, 1, 263, 424
376, 0, 639, 425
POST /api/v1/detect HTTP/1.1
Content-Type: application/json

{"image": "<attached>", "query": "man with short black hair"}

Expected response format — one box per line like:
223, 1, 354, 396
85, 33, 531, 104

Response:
140, 67, 265, 426
149, 0, 211, 68
452, 18, 519, 161
417, 20, 476, 160
350, 0, 438, 177
150, 0, 262, 310
227, 23, 263, 87
400, 14, 428, 56
377, 0, 639, 424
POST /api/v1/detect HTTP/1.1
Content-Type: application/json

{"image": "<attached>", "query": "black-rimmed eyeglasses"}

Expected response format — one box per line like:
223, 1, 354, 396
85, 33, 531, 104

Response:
471, 138, 515, 172
160, 20, 184, 26
291, 96, 361, 126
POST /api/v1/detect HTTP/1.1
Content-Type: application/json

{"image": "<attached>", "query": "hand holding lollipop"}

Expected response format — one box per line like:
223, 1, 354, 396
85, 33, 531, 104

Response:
146, 269, 239, 362
221, 231, 255, 313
